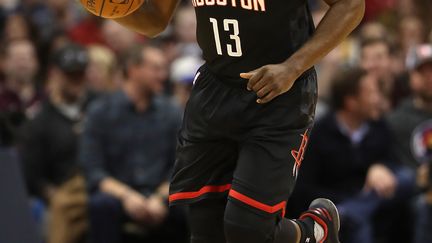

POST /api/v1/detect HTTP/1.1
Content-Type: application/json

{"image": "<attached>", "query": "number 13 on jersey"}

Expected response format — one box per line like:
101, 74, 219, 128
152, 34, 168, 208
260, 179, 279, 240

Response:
210, 18, 243, 57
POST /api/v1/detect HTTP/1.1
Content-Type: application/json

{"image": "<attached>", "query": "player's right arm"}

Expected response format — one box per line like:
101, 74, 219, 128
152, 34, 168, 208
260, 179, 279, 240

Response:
114, 0, 180, 37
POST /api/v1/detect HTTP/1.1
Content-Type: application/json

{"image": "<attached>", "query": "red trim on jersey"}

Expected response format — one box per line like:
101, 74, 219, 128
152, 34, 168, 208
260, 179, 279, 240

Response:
229, 189, 287, 217
169, 184, 232, 203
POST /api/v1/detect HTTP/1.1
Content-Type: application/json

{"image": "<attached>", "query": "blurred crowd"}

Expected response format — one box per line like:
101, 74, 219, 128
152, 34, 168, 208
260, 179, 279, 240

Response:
0, 0, 431, 243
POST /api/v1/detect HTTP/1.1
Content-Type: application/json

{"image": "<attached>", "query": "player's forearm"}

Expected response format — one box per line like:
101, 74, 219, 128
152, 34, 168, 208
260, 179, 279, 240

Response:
114, 0, 179, 37
283, 0, 365, 77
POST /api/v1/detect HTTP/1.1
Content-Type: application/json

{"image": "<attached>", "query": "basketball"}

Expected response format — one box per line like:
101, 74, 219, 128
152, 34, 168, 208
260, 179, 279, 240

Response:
80, 0, 145, 19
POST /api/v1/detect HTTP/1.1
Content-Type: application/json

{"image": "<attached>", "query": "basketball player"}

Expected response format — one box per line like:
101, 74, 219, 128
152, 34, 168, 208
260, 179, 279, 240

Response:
114, 0, 365, 242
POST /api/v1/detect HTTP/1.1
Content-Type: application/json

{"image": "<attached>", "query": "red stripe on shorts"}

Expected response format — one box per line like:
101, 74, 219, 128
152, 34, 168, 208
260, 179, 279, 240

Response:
229, 189, 287, 217
169, 184, 232, 203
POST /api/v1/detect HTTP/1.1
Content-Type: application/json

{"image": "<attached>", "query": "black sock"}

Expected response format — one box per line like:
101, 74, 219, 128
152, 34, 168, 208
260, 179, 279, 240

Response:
294, 218, 316, 243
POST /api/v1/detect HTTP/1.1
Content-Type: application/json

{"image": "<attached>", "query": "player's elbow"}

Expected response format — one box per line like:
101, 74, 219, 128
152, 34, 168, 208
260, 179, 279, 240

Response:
144, 21, 169, 38
114, 14, 170, 38
125, 26, 162, 38
132, 18, 169, 38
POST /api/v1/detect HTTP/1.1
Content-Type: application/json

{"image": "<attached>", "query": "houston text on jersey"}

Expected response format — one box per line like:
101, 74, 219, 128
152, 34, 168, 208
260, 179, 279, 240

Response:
192, 0, 266, 12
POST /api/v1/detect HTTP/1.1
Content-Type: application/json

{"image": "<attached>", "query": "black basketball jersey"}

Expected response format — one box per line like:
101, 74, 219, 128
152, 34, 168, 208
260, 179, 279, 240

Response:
192, 0, 315, 80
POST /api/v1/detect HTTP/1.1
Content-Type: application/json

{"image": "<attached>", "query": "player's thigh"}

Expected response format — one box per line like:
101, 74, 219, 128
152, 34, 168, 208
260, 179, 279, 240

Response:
169, 135, 238, 203
229, 128, 311, 216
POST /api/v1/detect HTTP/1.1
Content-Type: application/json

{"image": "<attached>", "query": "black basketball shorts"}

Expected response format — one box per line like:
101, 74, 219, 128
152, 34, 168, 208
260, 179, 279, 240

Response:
169, 65, 317, 217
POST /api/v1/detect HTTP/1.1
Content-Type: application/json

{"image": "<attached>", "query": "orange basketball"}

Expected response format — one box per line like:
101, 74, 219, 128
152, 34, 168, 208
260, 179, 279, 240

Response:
80, 0, 145, 19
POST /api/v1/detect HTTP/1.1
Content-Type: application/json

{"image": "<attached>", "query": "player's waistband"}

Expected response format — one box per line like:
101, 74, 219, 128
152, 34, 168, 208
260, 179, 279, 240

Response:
200, 64, 316, 90
200, 64, 248, 89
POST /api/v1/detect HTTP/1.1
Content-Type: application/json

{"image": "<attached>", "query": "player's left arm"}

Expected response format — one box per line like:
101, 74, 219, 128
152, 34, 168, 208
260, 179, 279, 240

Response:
241, 0, 365, 104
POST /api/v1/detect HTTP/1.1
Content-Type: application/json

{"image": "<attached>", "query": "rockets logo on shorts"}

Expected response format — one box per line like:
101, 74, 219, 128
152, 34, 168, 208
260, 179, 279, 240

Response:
291, 130, 309, 178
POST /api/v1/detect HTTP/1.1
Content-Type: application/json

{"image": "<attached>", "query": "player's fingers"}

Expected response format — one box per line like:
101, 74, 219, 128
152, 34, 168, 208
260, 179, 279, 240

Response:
257, 90, 279, 104
251, 77, 269, 93
240, 72, 254, 79
256, 83, 273, 98
248, 74, 264, 91
240, 66, 262, 79
246, 69, 265, 91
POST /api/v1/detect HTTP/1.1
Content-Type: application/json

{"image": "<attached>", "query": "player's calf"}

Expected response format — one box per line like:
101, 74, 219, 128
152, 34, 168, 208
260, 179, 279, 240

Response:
223, 198, 340, 243
224, 200, 303, 243
224, 201, 284, 243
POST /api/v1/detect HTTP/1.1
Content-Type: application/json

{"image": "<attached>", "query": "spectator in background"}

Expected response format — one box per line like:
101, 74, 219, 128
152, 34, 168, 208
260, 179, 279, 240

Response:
0, 7, 6, 35
80, 44, 187, 243
360, 38, 410, 112
45, 0, 83, 30
155, 4, 200, 67
172, 6, 200, 58
170, 55, 202, 108
387, 44, 432, 243
359, 22, 388, 40
362, 0, 396, 22
0, 39, 42, 146
101, 20, 140, 54
16, 0, 57, 43
69, 16, 106, 46
399, 16, 427, 58
416, 0, 432, 34
1, 39, 42, 116
389, 44, 432, 169
19, 44, 91, 243
86, 45, 119, 93
313, 46, 345, 119
3, 13, 33, 42
290, 68, 414, 243
429, 29, 432, 43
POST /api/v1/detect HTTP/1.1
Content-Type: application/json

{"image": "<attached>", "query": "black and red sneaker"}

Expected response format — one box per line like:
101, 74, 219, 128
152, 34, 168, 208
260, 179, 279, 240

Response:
299, 198, 341, 243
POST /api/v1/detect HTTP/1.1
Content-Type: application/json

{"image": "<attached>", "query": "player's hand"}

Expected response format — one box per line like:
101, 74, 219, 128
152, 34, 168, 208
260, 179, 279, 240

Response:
364, 163, 397, 199
122, 190, 150, 222
240, 63, 300, 104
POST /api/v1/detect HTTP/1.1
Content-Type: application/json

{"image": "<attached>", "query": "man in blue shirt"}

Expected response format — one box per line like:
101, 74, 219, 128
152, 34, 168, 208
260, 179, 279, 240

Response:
80, 44, 185, 243
387, 44, 432, 243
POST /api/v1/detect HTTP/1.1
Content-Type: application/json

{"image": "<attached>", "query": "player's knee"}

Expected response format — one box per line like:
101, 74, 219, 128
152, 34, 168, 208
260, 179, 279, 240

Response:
224, 201, 276, 243
189, 199, 227, 243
